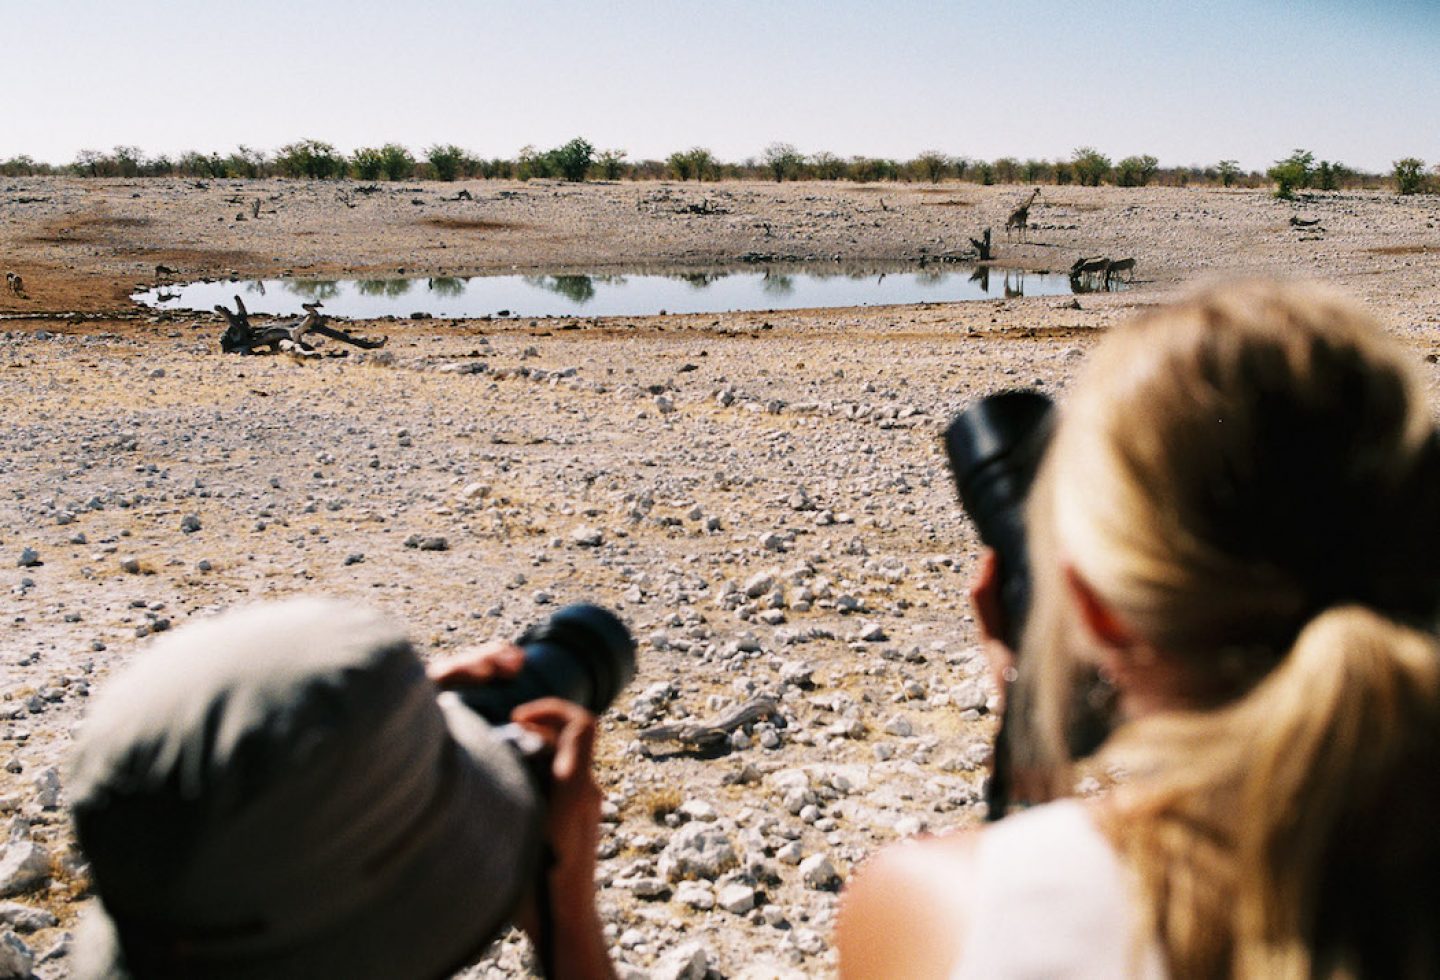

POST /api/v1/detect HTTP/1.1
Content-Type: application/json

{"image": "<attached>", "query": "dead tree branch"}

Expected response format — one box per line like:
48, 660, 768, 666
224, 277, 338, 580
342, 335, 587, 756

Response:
216, 296, 387, 355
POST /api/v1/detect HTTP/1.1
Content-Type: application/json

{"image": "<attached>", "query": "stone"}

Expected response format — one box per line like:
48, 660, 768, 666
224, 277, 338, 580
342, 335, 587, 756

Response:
654, 942, 710, 980
15, 550, 38, 569
677, 799, 718, 823
717, 882, 757, 914
742, 572, 774, 598
0, 930, 33, 980
0, 841, 49, 898
674, 879, 714, 910
570, 526, 604, 548
858, 622, 887, 642
657, 824, 739, 882
0, 902, 56, 933
883, 715, 913, 737
179, 514, 201, 533
119, 557, 141, 574
31, 769, 59, 810
799, 852, 841, 890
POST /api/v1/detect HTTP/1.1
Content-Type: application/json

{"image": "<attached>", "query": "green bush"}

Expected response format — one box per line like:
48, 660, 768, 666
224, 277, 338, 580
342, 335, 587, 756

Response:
972, 161, 995, 186
1216, 160, 1242, 187
1114, 154, 1159, 187
810, 151, 846, 181
351, 147, 386, 181
550, 138, 594, 182
911, 150, 951, 183
378, 144, 415, 181
1071, 147, 1111, 187
1314, 160, 1349, 192
992, 157, 1020, 183
276, 139, 344, 179
1022, 159, 1050, 183
848, 156, 899, 183
1267, 149, 1314, 199
764, 143, 803, 182
595, 149, 627, 181
1393, 158, 1427, 195
426, 144, 467, 181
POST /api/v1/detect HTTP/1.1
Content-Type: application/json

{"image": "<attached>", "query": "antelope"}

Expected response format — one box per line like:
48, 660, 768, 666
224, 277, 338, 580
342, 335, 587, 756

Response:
5, 272, 23, 297
1005, 188, 1041, 241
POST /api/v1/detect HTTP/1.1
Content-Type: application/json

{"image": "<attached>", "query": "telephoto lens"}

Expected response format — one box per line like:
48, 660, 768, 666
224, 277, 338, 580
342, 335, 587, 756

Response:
943, 389, 1055, 648
454, 604, 637, 725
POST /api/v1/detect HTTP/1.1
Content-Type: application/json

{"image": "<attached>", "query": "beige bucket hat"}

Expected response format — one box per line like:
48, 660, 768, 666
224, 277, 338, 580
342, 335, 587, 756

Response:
67, 598, 541, 979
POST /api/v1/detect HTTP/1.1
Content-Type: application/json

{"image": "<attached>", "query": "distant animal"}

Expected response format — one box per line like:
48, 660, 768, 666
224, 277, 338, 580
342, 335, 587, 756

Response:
5, 272, 23, 297
1069, 256, 1108, 279
1103, 257, 1136, 284
1005, 188, 1041, 241
155, 264, 177, 277
1289, 215, 1322, 228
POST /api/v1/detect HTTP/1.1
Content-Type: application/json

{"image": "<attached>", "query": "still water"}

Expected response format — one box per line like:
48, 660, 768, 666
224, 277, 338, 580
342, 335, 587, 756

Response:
132, 264, 1086, 320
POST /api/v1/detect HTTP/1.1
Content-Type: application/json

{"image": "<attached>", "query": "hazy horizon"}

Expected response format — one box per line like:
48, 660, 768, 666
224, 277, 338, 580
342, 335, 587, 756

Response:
6, 0, 1437, 174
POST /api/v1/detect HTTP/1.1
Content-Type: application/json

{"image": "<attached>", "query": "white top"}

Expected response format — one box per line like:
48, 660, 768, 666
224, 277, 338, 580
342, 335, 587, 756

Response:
951, 800, 1168, 979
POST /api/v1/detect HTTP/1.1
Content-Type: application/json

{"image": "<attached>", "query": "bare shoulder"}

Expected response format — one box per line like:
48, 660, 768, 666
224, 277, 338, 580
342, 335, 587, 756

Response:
837, 830, 979, 980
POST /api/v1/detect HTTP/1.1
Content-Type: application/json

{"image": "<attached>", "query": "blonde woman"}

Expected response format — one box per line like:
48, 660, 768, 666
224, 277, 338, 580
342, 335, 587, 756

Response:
838, 281, 1440, 978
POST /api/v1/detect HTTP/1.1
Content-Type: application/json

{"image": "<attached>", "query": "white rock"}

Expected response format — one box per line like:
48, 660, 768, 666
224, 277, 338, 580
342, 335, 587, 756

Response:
570, 526, 604, 547
674, 880, 715, 910
717, 882, 757, 914
0, 902, 56, 933
654, 942, 711, 980
677, 799, 718, 823
883, 715, 913, 737
658, 825, 739, 882
799, 852, 841, 890
0, 842, 49, 898
31, 769, 59, 810
0, 930, 33, 980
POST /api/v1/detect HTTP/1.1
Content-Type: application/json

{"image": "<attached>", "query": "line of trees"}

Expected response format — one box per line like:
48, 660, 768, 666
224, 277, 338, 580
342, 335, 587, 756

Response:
1, 140, 1424, 193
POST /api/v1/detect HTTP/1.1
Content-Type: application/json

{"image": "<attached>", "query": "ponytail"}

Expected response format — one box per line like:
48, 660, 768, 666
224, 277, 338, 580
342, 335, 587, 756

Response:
1233, 607, 1440, 977
1102, 608, 1440, 977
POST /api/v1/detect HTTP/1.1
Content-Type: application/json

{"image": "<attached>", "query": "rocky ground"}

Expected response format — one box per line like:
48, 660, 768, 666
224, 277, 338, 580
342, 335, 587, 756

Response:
2, 177, 1439, 979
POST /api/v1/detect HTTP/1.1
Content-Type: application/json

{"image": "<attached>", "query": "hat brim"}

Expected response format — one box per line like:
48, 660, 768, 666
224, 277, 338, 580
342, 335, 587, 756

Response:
75, 693, 541, 980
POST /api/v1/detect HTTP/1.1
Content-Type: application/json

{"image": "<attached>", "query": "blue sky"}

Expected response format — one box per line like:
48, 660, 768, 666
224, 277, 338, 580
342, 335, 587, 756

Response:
5, 0, 1436, 172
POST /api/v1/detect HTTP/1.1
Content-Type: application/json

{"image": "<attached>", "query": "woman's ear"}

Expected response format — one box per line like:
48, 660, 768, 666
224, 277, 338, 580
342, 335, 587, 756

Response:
1062, 564, 1137, 650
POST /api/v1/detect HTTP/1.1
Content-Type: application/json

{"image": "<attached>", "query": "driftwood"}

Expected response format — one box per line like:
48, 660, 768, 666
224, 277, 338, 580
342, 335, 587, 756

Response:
968, 228, 993, 261
216, 296, 387, 355
639, 697, 784, 756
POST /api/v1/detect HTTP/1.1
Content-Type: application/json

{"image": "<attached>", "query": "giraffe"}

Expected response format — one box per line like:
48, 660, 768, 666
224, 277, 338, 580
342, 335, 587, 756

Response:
1005, 188, 1041, 241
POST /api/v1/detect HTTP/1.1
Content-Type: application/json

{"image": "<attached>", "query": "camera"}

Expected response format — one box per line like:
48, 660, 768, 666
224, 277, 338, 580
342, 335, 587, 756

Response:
943, 389, 1055, 650
455, 603, 637, 725
945, 391, 1115, 817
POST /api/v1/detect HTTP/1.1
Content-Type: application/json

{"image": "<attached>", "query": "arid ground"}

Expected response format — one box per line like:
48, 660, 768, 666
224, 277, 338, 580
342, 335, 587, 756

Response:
2, 178, 1439, 978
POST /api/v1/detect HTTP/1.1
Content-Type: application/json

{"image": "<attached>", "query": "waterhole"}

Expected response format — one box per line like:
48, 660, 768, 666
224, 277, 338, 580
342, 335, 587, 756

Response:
133, 263, 1095, 320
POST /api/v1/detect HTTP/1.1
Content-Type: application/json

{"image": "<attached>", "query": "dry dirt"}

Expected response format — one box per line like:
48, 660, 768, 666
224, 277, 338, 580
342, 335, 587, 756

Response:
2, 177, 1440, 978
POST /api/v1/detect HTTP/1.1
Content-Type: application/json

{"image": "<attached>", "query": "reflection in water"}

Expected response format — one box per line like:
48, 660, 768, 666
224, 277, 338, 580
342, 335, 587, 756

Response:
358, 279, 414, 298
285, 280, 341, 301
676, 271, 732, 289
761, 271, 794, 296
522, 275, 597, 304
135, 262, 1083, 319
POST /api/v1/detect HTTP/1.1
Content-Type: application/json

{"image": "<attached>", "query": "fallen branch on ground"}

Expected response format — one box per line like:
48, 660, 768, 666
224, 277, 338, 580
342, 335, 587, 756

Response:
215, 296, 387, 355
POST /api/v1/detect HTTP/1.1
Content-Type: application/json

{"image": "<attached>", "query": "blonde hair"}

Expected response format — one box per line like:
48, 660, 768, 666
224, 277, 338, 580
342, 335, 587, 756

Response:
1015, 281, 1440, 976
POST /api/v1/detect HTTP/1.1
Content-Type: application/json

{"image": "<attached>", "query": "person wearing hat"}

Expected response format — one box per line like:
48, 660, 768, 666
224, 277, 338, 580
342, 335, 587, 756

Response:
67, 597, 617, 979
